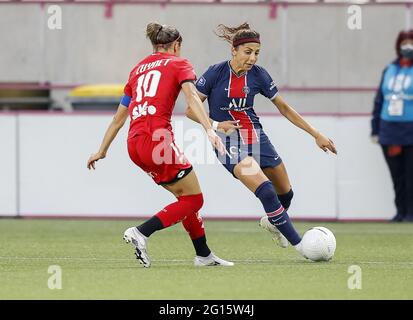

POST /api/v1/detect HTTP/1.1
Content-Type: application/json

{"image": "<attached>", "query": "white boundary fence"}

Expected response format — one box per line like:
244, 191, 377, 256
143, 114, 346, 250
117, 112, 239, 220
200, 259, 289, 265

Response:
0, 113, 394, 220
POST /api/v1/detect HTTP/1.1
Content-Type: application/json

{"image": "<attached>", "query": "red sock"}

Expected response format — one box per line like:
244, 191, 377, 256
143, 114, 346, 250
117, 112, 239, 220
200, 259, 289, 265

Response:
182, 211, 205, 239
155, 193, 204, 228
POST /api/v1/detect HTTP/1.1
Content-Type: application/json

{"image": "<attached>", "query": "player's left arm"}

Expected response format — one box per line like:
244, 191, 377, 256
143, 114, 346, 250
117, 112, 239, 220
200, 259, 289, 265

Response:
272, 94, 337, 154
87, 104, 130, 170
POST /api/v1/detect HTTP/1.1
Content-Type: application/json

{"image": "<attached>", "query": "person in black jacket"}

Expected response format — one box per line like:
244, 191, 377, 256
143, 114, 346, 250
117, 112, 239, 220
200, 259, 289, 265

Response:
371, 30, 413, 222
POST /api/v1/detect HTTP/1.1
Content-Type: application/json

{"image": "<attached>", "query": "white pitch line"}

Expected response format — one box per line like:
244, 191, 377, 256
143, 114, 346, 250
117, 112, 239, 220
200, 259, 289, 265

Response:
210, 228, 413, 235
0, 256, 130, 261
1, 256, 413, 266
0, 256, 271, 263
328, 230, 413, 235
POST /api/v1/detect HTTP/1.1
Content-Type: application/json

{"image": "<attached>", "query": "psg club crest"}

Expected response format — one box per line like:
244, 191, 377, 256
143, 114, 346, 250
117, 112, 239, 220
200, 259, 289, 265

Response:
197, 76, 206, 87
242, 86, 250, 95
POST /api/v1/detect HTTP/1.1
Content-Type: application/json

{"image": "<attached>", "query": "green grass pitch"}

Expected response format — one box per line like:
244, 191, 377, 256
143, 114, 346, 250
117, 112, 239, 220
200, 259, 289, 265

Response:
0, 218, 412, 299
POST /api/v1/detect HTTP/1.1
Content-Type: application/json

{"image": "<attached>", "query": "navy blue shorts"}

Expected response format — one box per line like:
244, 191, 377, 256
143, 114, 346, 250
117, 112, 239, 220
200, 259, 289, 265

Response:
215, 131, 282, 177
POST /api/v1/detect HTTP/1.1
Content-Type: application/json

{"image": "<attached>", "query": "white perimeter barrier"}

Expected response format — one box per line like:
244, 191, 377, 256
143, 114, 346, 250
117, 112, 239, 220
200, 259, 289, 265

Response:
0, 113, 394, 220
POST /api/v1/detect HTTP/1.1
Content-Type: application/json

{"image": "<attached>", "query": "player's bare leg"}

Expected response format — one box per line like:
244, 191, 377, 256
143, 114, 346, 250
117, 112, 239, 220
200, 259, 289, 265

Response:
262, 163, 291, 195
235, 157, 304, 255
263, 163, 295, 211
162, 169, 202, 197
233, 156, 269, 192
233, 157, 289, 248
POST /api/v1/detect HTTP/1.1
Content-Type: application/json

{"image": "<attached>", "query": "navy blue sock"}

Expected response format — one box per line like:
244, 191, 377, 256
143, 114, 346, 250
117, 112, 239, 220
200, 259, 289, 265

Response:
278, 189, 294, 210
255, 181, 301, 245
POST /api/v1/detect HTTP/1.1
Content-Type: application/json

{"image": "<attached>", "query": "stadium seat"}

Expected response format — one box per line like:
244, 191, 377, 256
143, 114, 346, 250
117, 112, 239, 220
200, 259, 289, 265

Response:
69, 84, 124, 111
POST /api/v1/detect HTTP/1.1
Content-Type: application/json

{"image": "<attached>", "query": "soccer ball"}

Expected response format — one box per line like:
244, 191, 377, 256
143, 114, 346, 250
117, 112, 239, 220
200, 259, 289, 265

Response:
301, 227, 336, 262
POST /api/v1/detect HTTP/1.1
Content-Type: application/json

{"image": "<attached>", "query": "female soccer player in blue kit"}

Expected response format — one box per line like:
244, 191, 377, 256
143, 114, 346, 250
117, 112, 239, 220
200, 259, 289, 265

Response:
186, 23, 337, 256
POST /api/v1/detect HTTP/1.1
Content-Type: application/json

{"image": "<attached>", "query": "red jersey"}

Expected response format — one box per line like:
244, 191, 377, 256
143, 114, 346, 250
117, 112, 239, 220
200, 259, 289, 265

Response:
124, 52, 196, 139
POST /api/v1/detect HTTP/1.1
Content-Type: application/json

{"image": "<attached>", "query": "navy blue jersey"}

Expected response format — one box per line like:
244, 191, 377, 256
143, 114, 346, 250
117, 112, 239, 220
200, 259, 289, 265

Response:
196, 61, 278, 145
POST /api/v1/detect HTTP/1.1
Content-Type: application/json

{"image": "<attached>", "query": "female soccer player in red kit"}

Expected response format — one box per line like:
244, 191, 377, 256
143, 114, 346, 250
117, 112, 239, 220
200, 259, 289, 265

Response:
187, 23, 337, 257
87, 23, 233, 268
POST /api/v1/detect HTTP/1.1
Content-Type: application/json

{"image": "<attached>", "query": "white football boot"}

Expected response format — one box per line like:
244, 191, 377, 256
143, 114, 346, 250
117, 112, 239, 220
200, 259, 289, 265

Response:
259, 216, 289, 248
194, 253, 234, 267
123, 227, 151, 268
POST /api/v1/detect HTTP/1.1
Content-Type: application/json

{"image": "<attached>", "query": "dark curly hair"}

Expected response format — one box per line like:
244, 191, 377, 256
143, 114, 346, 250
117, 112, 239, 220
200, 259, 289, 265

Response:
214, 22, 260, 48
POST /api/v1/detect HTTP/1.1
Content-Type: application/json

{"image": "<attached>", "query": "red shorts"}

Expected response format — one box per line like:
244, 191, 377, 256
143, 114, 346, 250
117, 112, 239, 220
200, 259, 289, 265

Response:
127, 130, 192, 185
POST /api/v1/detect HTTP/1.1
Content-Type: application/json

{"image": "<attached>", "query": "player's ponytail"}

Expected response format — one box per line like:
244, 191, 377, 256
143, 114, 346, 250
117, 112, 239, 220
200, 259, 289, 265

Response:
215, 22, 260, 48
146, 22, 182, 49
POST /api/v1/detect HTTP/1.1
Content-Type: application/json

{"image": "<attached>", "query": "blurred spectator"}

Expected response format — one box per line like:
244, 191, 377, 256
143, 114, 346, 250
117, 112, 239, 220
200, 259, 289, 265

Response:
371, 30, 413, 222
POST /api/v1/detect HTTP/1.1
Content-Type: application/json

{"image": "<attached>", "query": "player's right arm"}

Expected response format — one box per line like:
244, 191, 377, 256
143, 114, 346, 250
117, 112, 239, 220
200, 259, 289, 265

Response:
181, 82, 226, 156
87, 103, 129, 170
185, 94, 209, 123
